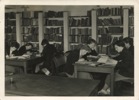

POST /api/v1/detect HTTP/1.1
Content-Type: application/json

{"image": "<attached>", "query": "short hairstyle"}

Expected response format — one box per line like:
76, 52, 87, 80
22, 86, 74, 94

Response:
41, 39, 49, 45
87, 38, 97, 45
123, 37, 133, 46
113, 40, 125, 47
11, 41, 20, 49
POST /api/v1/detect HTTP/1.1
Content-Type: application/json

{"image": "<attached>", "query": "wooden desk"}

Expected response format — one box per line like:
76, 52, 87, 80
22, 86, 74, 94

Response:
74, 62, 115, 96
5, 57, 42, 74
5, 74, 100, 96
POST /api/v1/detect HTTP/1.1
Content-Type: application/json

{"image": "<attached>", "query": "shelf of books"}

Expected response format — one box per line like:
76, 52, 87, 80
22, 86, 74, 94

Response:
43, 11, 69, 52
5, 12, 16, 41
96, 6, 124, 54
128, 7, 134, 37
69, 15, 92, 50
21, 11, 39, 51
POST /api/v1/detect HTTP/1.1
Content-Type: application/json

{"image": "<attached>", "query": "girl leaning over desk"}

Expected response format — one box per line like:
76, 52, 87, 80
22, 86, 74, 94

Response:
60, 38, 107, 90
98, 39, 134, 95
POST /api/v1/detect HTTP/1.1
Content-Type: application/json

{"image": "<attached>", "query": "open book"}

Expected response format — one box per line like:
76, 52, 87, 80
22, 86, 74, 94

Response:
97, 56, 118, 65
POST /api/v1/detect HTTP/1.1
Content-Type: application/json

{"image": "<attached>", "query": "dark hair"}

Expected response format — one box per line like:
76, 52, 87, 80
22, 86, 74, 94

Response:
123, 37, 133, 46
41, 39, 49, 45
11, 41, 20, 49
25, 43, 33, 48
87, 38, 97, 45
113, 40, 125, 47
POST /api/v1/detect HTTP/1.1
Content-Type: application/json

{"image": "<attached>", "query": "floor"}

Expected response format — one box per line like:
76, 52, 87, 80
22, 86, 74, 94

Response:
114, 81, 134, 96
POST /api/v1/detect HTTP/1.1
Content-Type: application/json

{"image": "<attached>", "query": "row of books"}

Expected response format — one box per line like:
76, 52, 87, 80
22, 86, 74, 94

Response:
97, 7, 123, 16
107, 37, 122, 55
109, 27, 123, 33
44, 34, 63, 42
23, 34, 38, 42
69, 35, 90, 43
97, 27, 123, 34
5, 26, 16, 33
44, 19, 63, 26
97, 18, 123, 26
5, 12, 16, 19
129, 27, 134, 37
70, 44, 81, 50
129, 17, 134, 26
21, 27, 38, 34
22, 11, 39, 18
44, 11, 63, 18
21, 19, 38, 26
97, 34, 112, 45
129, 7, 134, 16
69, 18, 91, 26
44, 27, 63, 34
98, 45, 107, 54
97, 28, 109, 34
5, 34, 16, 41
70, 28, 91, 35
5, 20, 16, 26
97, 36, 122, 54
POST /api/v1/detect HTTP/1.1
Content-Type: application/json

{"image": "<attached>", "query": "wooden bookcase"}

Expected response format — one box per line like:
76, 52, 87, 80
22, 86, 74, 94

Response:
69, 14, 92, 50
5, 12, 16, 41
91, 6, 134, 54
5, 6, 134, 53
43, 11, 69, 52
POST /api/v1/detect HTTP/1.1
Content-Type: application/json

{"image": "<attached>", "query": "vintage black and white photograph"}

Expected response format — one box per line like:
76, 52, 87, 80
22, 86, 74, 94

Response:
4, 4, 135, 97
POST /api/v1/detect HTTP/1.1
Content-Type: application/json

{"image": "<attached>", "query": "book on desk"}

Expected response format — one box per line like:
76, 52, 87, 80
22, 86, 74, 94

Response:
76, 55, 117, 67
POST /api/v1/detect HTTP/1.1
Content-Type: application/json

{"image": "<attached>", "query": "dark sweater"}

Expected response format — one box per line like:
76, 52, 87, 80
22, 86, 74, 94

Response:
64, 49, 98, 75
114, 48, 134, 78
40, 44, 57, 73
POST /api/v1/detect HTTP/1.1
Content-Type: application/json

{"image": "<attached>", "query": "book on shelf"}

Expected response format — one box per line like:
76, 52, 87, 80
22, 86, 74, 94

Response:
70, 28, 91, 35
69, 17, 91, 27
22, 11, 39, 18
98, 34, 112, 45
5, 12, 16, 19
5, 20, 16, 26
44, 33, 63, 42
70, 44, 83, 50
23, 34, 38, 42
129, 17, 134, 26
44, 11, 63, 18
98, 45, 108, 54
129, 7, 134, 16
129, 27, 134, 37
97, 7, 123, 16
5, 26, 16, 33
69, 35, 80, 43
6, 34, 16, 41
108, 27, 123, 33
21, 27, 38, 34
22, 19, 38, 26
97, 18, 123, 26
44, 19, 63, 26
44, 27, 63, 34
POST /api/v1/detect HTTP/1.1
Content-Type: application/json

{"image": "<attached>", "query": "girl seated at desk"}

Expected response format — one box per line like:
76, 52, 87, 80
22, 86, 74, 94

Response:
98, 40, 134, 95
5, 41, 20, 57
61, 38, 107, 86
17, 43, 34, 56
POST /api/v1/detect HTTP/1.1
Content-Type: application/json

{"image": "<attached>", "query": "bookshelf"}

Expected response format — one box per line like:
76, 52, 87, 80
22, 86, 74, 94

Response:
5, 6, 134, 54
128, 7, 134, 37
69, 15, 92, 50
5, 12, 16, 41
20, 11, 40, 51
94, 6, 124, 54
43, 11, 69, 52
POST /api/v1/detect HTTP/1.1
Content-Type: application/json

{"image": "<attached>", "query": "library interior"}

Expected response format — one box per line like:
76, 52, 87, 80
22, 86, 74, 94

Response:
5, 5, 134, 96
